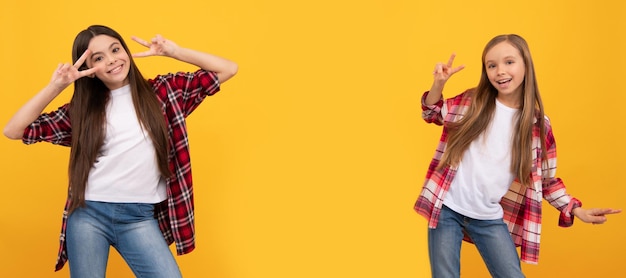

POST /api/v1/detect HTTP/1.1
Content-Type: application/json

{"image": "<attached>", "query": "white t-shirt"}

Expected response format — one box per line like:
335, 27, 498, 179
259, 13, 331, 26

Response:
84, 85, 167, 203
443, 99, 518, 220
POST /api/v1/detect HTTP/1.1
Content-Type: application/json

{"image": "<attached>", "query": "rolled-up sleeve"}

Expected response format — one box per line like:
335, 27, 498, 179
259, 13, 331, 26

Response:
421, 91, 444, 125
23, 104, 72, 147
151, 69, 221, 118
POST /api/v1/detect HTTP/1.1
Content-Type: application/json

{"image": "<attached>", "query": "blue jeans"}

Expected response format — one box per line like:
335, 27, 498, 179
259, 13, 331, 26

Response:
428, 205, 524, 278
66, 201, 182, 278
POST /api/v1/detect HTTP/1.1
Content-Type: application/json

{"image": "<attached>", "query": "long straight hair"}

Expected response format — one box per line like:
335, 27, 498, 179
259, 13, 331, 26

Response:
67, 25, 172, 213
438, 34, 547, 187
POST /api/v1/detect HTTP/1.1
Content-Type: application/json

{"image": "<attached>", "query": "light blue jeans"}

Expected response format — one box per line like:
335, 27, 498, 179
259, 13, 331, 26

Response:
428, 205, 525, 278
66, 201, 182, 278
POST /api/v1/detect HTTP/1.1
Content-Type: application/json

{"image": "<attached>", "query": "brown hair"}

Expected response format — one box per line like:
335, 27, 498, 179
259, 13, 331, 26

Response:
67, 25, 171, 213
438, 34, 547, 187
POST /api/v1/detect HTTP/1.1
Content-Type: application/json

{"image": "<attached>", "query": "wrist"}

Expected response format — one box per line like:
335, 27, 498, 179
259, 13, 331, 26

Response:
571, 206, 581, 218
45, 83, 66, 97
166, 45, 185, 60
430, 82, 444, 92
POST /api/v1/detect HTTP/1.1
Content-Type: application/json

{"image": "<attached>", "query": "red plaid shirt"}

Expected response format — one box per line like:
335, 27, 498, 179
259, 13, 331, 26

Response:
22, 69, 220, 271
414, 90, 581, 264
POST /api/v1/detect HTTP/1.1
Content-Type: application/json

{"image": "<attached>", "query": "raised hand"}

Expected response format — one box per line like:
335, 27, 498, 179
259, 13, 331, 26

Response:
50, 50, 101, 91
433, 53, 465, 86
131, 34, 179, 58
3, 50, 102, 139
425, 53, 466, 105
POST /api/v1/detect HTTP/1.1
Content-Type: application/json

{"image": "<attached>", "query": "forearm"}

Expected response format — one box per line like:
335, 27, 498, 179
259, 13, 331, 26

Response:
169, 47, 238, 83
425, 82, 444, 106
3, 84, 62, 139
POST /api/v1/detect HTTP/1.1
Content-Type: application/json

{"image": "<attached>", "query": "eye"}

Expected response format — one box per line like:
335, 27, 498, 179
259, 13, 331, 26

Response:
487, 64, 495, 69
112, 47, 120, 53
506, 60, 515, 65
94, 56, 103, 62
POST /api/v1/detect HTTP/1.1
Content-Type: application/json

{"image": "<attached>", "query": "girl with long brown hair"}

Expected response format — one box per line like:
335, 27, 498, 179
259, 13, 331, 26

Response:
414, 34, 619, 277
3, 25, 237, 277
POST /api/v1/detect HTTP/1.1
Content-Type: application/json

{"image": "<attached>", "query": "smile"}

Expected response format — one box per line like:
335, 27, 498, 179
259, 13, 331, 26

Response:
497, 78, 511, 84
108, 65, 123, 74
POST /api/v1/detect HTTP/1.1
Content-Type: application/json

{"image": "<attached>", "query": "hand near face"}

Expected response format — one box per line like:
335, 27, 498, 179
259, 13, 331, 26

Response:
131, 34, 179, 58
50, 49, 102, 91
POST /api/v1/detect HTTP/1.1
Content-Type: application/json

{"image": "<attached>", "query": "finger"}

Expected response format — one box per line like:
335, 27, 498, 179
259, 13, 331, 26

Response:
449, 65, 466, 75
433, 63, 443, 75
592, 216, 608, 224
153, 34, 164, 44
73, 49, 91, 69
594, 208, 622, 215
54, 63, 64, 74
132, 51, 151, 58
446, 53, 457, 67
80, 64, 104, 77
131, 36, 151, 47
56, 63, 73, 75
606, 209, 622, 214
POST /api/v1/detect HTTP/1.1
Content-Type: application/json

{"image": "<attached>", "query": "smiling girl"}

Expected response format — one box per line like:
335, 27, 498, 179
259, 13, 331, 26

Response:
3, 25, 237, 277
414, 34, 620, 277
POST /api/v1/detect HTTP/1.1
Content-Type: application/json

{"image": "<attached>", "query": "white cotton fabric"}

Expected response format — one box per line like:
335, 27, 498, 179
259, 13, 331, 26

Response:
443, 99, 518, 220
85, 84, 167, 203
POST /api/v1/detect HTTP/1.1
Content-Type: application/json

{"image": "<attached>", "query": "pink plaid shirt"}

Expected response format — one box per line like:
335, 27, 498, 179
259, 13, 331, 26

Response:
22, 69, 220, 271
413, 90, 581, 264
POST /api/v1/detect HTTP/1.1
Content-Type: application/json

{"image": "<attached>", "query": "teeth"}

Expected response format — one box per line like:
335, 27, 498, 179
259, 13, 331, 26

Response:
497, 79, 511, 84
109, 65, 122, 73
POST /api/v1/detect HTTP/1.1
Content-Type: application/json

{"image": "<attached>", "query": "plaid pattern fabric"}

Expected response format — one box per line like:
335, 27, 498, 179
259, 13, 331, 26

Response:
414, 90, 581, 264
22, 69, 220, 271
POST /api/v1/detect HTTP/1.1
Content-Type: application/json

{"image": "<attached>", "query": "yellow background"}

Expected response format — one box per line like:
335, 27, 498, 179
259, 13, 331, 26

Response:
1, 0, 624, 277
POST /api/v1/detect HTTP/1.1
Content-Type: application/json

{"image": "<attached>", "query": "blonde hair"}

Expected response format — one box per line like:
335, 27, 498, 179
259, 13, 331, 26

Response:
438, 34, 547, 187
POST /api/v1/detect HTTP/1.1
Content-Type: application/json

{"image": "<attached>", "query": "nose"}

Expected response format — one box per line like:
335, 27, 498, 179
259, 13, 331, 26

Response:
106, 54, 117, 65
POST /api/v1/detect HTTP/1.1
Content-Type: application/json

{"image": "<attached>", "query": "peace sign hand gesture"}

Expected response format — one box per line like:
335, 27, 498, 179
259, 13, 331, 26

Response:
3, 50, 102, 140
425, 53, 465, 106
432, 53, 465, 86
131, 34, 179, 58
50, 49, 101, 91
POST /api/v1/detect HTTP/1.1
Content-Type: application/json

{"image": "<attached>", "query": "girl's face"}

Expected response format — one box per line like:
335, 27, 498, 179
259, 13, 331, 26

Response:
484, 41, 526, 106
86, 35, 131, 90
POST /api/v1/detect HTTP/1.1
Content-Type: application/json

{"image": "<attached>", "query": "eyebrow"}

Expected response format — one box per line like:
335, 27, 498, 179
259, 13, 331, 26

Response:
485, 55, 518, 63
90, 42, 121, 59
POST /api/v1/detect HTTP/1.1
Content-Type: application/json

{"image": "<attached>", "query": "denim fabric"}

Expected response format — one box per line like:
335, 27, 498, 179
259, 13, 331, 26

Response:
428, 205, 524, 278
66, 201, 182, 278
